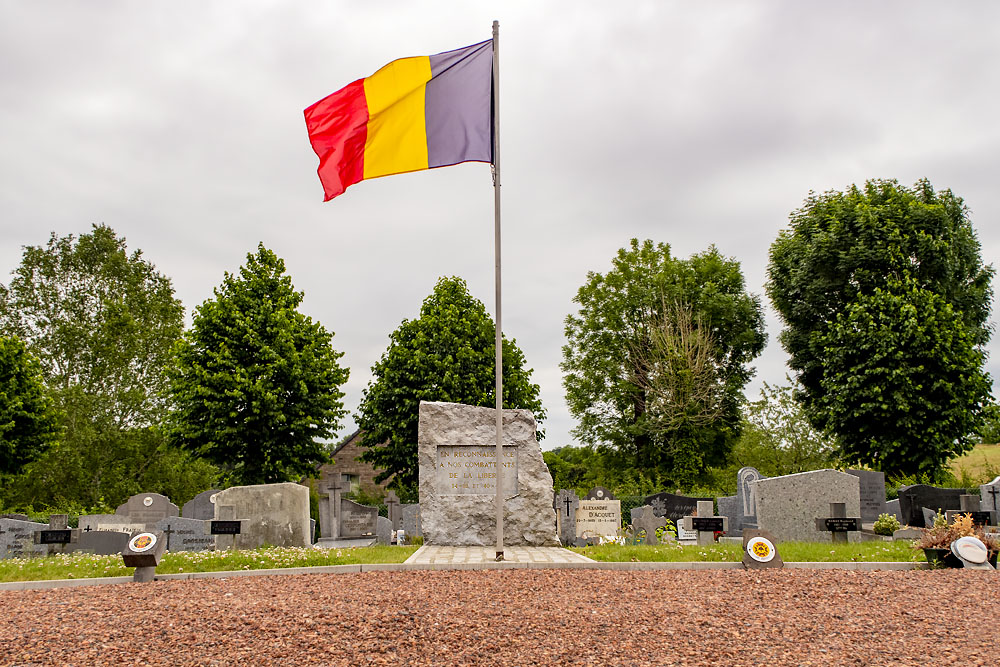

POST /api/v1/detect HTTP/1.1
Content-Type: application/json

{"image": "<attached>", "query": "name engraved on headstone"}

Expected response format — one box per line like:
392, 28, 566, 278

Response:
574, 500, 621, 539
436, 445, 518, 495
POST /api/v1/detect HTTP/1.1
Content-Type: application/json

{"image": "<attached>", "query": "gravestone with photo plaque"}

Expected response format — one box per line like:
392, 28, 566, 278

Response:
116, 493, 179, 530
182, 489, 222, 520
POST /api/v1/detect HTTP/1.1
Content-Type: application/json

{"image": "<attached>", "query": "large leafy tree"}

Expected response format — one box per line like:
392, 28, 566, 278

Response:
0, 225, 209, 508
767, 179, 994, 478
168, 243, 349, 485
357, 276, 545, 499
0, 336, 61, 475
561, 239, 766, 486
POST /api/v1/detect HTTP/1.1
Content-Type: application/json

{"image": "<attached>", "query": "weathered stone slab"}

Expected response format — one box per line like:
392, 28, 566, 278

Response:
754, 469, 862, 543
115, 493, 179, 529
575, 500, 621, 540
340, 499, 377, 538
402, 504, 422, 538
417, 401, 558, 546
0, 518, 48, 559
885, 499, 902, 522
155, 517, 215, 552
213, 482, 310, 549
847, 470, 887, 522
376, 516, 393, 545
554, 489, 580, 546
718, 495, 738, 535
182, 489, 222, 520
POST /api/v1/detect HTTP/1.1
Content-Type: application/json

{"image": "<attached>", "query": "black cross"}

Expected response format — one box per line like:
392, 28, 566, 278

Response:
988, 486, 999, 509
563, 496, 573, 518
84, 525, 92, 532
162, 525, 174, 551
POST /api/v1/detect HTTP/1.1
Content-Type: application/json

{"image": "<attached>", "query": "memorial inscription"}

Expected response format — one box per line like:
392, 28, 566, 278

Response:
436, 445, 518, 495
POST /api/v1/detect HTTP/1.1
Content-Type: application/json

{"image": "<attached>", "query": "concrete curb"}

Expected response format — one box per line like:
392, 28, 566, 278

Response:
0, 560, 933, 591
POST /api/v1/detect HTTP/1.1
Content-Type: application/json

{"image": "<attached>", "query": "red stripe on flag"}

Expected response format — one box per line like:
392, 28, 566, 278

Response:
304, 79, 369, 201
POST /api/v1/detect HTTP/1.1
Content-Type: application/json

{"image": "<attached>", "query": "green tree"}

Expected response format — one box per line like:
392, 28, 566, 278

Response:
766, 179, 994, 478
357, 276, 545, 499
0, 336, 61, 475
0, 225, 200, 508
561, 239, 766, 487
168, 243, 349, 485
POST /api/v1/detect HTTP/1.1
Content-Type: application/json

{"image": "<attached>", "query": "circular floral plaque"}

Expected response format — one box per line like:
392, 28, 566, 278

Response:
747, 536, 776, 563
129, 532, 157, 553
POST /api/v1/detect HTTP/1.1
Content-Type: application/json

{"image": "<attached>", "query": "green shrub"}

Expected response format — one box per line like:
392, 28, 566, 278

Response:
873, 513, 900, 536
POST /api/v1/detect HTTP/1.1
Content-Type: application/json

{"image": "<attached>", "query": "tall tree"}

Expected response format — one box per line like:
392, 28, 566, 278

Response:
0, 225, 200, 508
168, 243, 349, 485
561, 239, 766, 486
357, 276, 545, 499
767, 179, 994, 478
0, 336, 61, 476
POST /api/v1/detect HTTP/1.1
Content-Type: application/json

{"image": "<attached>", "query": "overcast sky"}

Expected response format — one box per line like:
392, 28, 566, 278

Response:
2, 2, 999, 449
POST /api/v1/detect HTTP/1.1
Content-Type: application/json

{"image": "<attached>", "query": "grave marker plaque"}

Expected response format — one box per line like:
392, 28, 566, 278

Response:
574, 500, 621, 541
436, 444, 518, 496
339, 499, 377, 538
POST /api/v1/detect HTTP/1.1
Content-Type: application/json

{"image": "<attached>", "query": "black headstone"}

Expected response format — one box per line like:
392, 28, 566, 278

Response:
644, 492, 712, 523
897, 485, 964, 527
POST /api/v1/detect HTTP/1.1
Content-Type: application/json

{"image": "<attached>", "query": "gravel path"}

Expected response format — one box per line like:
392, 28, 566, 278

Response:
2, 568, 998, 666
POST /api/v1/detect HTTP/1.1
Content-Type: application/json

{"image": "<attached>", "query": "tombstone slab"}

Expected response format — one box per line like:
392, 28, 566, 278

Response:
0, 518, 48, 559
717, 495, 739, 535
897, 484, 964, 528
402, 504, 422, 538
754, 469, 862, 543
417, 401, 558, 546
155, 517, 215, 552
76, 530, 131, 556
846, 470, 887, 522
736, 467, 765, 531
375, 516, 393, 545
340, 499, 377, 538
213, 482, 310, 549
644, 491, 712, 524
115, 493, 179, 530
555, 489, 580, 546
182, 489, 222, 520
575, 500, 621, 542
980, 476, 1000, 517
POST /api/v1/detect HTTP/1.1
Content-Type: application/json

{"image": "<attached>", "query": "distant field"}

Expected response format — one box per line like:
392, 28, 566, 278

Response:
949, 443, 1000, 482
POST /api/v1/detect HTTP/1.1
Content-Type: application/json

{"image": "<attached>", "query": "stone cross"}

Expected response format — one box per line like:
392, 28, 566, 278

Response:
325, 474, 350, 540
681, 500, 728, 546
385, 490, 402, 530
631, 505, 667, 545
814, 502, 860, 544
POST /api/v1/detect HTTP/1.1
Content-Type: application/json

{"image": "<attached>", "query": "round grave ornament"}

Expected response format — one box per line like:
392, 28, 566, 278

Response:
951, 536, 989, 564
746, 536, 776, 563
129, 532, 157, 553
209, 493, 218, 504
143, 496, 153, 507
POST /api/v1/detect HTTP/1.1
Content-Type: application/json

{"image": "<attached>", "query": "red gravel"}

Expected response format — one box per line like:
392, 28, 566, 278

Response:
2, 568, 998, 666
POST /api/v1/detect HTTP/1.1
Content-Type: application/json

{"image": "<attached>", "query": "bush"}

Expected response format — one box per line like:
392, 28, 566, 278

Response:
872, 513, 901, 536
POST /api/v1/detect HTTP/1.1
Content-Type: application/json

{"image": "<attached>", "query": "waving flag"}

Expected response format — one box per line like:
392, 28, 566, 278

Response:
304, 39, 493, 201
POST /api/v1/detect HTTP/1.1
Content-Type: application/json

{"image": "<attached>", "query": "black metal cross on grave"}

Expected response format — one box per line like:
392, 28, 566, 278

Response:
83, 525, 92, 532
162, 524, 174, 551
563, 496, 574, 518
987, 486, 999, 510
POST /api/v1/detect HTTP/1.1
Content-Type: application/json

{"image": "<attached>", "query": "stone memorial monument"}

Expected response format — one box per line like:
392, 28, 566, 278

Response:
213, 482, 310, 549
417, 401, 558, 546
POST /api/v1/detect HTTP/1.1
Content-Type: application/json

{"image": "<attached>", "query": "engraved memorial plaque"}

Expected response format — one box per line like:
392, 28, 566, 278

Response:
436, 445, 518, 495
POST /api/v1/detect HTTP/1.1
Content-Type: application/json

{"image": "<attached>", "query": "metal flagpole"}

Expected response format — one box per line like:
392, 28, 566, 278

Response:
492, 19, 504, 562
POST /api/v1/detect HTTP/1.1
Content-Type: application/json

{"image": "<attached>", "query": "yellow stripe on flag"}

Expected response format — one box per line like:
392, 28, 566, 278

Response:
363, 55, 432, 179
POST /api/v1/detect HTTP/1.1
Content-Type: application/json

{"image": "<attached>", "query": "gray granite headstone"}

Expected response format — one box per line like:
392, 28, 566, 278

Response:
555, 489, 580, 546
754, 469, 861, 543
0, 513, 31, 522
717, 495, 738, 535
182, 489, 221, 520
885, 499, 902, 522
737, 467, 764, 530
375, 516, 393, 545
385, 490, 402, 530
417, 401, 558, 546
115, 493, 179, 529
402, 504, 422, 538
897, 484, 964, 527
213, 482, 311, 549
340, 499, 377, 538
846, 470, 887, 522
921, 507, 939, 528
0, 518, 48, 559
155, 516, 215, 552
981, 475, 1000, 516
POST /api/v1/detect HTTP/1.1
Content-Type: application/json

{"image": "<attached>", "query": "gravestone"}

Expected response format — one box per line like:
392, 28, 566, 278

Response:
76, 529, 131, 556
742, 528, 783, 570
182, 489, 222, 520
736, 467, 765, 530
213, 482, 311, 549
575, 499, 621, 542
754, 469, 861, 543
122, 531, 166, 582
0, 513, 31, 522
0, 518, 48, 559
318, 474, 350, 539
555, 489, 580, 546
78, 514, 144, 534
402, 504, 422, 538
814, 502, 861, 544
897, 484, 965, 527
34, 515, 78, 555
921, 507, 939, 528
154, 517, 215, 552
340, 498, 377, 538
585, 486, 616, 501
980, 475, 1000, 517
630, 505, 668, 545
375, 516, 393, 545
682, 500, 727, 546
717, 495, 738, 535
417, 401, 558, 546
846, 470, 887, 522
885, 499, 902, 522
644, 491, 712, 524
115, 493, 179, 529
385, 491, 402, 530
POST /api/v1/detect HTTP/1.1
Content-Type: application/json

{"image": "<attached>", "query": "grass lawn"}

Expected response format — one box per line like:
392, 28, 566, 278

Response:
571, 540, 923, 563
0, 545, 419, 583
949, 443, 1000, 482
